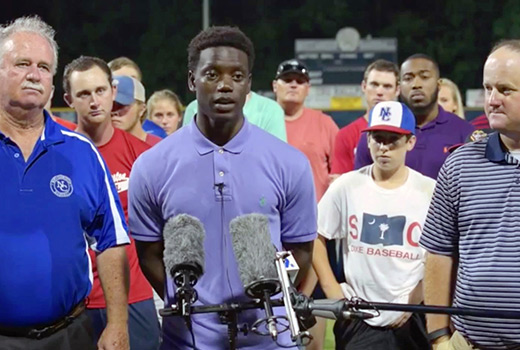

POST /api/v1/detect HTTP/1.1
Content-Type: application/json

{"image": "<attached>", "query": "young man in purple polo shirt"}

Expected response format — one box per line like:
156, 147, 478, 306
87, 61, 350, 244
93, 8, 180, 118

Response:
354, 54, 474, 179
128, 26, 317, 350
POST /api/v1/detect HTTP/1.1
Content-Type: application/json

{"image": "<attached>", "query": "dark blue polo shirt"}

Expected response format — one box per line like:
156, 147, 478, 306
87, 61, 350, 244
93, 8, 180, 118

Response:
0, 112, 129, 327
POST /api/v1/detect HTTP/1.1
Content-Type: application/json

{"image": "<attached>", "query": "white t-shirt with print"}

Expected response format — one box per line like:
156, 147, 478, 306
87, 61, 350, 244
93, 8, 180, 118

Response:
318, 165, 436, 327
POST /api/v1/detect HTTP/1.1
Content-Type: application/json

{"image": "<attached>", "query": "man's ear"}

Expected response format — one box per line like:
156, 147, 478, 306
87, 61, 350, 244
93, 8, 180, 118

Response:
63, 93, 73, 108
188, 70, 196, 92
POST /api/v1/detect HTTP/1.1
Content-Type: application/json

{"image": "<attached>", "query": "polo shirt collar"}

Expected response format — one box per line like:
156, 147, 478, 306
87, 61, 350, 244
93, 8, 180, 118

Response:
485, 132, 511, 163
190, 116, 250, 155
419, 105, 449, 130
0, 110, 65, 146
41, 110, 66, 146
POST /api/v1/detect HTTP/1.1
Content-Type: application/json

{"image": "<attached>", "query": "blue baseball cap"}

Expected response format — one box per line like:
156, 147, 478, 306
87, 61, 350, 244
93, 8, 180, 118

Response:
113, 75, 145, 106
363, 101, 416, 135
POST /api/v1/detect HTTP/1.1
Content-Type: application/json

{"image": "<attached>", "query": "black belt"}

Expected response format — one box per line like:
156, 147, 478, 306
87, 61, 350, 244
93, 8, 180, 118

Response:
0, 301, 85, 339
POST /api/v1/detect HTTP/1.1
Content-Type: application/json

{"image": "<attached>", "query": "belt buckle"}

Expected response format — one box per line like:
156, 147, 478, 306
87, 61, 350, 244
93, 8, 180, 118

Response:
27, 326, 51, 339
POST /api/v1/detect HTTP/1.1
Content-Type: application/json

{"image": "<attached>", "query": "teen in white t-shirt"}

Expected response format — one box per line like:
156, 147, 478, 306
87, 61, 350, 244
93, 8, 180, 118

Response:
313, 101, 435, 350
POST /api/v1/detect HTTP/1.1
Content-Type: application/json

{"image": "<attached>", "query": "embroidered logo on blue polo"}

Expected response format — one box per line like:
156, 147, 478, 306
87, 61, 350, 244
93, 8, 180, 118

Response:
259, 196, 266, 207
50, 175, 73, 198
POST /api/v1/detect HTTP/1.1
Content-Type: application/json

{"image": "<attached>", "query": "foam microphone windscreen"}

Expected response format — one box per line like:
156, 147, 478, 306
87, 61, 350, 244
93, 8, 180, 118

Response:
230, 213, 278, 287
163, 214, 206, 276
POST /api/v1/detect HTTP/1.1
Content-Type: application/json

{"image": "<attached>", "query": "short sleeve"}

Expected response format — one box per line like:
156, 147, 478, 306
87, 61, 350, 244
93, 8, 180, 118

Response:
255, 100, 287, 142
280, 158, 317, 243
128, 155, 165, 242
181, 100, 197, 126
354, 133, 373, 170
419, 155, 460, 255
317, 177, 347, 240
86, 152, 129, 252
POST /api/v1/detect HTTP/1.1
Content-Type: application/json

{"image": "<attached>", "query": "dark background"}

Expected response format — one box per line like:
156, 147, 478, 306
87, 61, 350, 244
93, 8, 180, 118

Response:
3, 0, 518, 109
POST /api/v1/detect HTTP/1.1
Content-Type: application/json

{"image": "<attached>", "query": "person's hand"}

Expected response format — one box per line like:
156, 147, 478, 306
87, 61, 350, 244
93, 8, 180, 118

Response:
97, 322, 129, 350
389, 312, 412, 328
432, 335, 450, 350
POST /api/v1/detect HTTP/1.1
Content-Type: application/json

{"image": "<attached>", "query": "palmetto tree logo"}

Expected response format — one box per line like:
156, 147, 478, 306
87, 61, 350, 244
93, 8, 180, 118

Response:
379, 223, 389, 240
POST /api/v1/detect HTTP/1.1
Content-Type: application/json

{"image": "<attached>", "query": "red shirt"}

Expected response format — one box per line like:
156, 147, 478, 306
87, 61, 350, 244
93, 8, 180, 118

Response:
471, 114, 490, 130
145, 133, 162, 146
52, 116, 77, 130
331, 116, 368, 174
87, 128, 153, 308
285, 108, 339, 201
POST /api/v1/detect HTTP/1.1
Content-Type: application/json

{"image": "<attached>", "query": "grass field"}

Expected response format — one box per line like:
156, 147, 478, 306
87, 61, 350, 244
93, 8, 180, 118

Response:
324, 320, 335, 349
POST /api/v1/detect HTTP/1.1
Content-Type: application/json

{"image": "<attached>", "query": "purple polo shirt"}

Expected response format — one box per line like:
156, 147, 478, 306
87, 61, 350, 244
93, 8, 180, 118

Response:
128, 118, 317, 350
354, 106, 474, 179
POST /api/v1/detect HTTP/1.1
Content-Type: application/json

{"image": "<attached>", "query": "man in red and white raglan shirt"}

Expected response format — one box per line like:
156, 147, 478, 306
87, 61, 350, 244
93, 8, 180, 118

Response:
63, 55, 160, 350
331, 59, 400, 175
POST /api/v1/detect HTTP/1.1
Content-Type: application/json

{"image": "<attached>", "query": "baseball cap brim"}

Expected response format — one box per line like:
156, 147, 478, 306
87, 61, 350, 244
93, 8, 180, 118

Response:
362, 125, 413, 135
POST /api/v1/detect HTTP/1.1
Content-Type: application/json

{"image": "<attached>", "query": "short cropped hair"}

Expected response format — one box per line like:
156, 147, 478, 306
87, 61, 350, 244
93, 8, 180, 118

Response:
63, 56, 112, 94
0, 16, 59, 75
363, 59, 399, 82
187, 26, 255, 72
108, 56, 142, 81
402, 53, 440, 77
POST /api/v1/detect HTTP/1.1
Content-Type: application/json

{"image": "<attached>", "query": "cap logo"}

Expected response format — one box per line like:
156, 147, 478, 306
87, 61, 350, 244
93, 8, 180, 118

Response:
379, 107, 391, 121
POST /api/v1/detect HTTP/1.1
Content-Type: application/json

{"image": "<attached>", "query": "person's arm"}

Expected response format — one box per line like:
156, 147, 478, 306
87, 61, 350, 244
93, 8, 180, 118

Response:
96, 246, 130, 350
135, 240, 166, 299
312, 235, 343, 299
284, 241, 313, 288
424, 253, 457, 347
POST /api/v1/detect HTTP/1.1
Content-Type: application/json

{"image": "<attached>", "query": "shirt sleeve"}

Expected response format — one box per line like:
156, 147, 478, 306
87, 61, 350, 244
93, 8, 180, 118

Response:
128, 155, 165, 242
354, 133, 373, 170
280, 157, 317, 243
317, 176, 347, 240
181, 100, 197, 126
86, 151, 130, 252
419, 154, 460, 255
326, 116, 340, 173
258, 102, 287, 142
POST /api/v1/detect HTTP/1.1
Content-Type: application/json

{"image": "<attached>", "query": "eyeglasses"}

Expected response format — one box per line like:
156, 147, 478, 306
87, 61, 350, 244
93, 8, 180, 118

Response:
276, 61, 309, 81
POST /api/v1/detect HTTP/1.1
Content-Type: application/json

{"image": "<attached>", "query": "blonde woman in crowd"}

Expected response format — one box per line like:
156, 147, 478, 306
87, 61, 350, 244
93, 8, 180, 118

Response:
147, 89, 183, 135
438, 77, 465, 119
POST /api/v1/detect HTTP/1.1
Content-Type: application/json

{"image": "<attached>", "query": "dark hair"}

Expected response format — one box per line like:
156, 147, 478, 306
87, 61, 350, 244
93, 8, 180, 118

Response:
490, 39, 520, 55
108, 56, 142, 81
63, 56, 112, 94
401, 53, 440, 77
363, 59, 399, 82
187, 26, 255, 72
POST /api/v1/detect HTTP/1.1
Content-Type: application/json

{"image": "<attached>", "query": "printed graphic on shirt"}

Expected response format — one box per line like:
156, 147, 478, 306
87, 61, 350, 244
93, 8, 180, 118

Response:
112, 172, 129, 193
360, 213, 405, 246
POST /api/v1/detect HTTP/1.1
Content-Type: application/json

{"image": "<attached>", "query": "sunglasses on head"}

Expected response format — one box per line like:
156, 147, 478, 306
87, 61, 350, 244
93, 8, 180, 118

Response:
278, 62, 308, 76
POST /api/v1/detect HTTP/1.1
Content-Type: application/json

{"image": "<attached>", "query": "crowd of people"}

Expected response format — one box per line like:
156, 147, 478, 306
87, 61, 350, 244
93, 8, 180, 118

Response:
1, 13, 520, 350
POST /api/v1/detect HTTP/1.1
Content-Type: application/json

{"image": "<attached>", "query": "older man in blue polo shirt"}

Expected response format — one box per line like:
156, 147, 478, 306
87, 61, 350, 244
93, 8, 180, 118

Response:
129, 26, 316, 350
0, 16, 130, 350
355, 54, 474, 179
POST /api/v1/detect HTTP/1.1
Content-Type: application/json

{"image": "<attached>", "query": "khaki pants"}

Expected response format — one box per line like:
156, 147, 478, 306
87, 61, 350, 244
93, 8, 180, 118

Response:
437, 331, 477, 350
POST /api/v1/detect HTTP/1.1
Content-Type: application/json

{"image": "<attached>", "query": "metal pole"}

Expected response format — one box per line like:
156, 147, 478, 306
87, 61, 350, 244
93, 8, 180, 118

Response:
202, 0, 210, 29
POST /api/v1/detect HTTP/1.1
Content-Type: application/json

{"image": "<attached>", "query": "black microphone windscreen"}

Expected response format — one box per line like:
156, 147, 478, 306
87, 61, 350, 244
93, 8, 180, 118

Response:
230, 214, 278, 287
163, 214, 205, 277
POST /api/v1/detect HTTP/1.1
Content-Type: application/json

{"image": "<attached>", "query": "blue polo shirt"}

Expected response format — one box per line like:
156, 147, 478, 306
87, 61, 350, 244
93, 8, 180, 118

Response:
129, 118, 317, 349
420, 132, 520, 349
354, 106, 474, 179
0, 112, 129, 327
